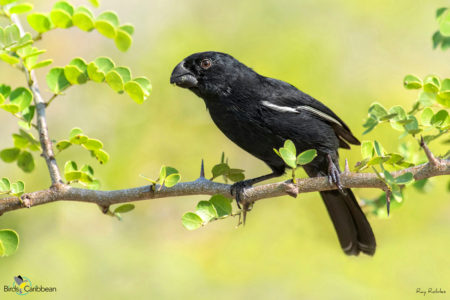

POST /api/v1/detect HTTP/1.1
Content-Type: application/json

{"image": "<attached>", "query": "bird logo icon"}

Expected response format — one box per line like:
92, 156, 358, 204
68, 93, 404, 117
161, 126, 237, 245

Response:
13, 275, 32, 295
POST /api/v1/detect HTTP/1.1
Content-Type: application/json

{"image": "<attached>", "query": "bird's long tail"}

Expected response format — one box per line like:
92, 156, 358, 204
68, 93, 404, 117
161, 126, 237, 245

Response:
320, 189, 376, 255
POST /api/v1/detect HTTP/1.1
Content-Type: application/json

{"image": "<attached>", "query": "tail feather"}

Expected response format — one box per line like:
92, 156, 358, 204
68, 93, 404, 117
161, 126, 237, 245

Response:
320, 189, 376, 256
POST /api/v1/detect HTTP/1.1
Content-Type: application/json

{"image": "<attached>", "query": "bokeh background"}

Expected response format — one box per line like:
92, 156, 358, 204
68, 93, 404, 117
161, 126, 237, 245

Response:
0, 0, 449, 299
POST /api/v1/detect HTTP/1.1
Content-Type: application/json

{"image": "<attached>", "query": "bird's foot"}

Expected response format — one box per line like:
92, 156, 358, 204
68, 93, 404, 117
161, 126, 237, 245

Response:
230, 180, 252, 209
327, 154, 344, 193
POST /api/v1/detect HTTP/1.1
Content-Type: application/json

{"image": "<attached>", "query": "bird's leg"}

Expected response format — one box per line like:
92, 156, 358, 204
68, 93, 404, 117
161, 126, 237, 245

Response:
231, 172, 281, 209
327, 154, 344, 193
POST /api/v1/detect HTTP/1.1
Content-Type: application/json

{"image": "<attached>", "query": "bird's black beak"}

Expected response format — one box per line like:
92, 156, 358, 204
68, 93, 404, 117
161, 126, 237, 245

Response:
170, 61, 198, 88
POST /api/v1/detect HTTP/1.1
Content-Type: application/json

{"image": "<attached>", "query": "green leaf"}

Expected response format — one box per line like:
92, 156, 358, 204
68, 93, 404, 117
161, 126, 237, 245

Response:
438, 78, 450, 100
0, 229, 19, 257
284, 140, 296, 155
65, 171, 82, 181
89, 0, 100, 8
385, 153, 404, 165
46, 67, 71, 93
181, 212, 203, 230
64, 65, 87, 84
436, 7, 447, 19
431, 110, 449, 128
196, 201, 218, 222
211, 163, 230, 178
368, 102, 388, 119
114, 67, 131, 83
9, 87, 32, 112
0, 53, 20, 65
0, 148, 20, 163
69, 127, 83, 139
53, 1, 74, 15
124, 81, 146, 104
64, 160, 77, 173
73, 10, 95, 31
17, 151, 34, 172
10, 180, 24, 196
1, 103, 20, 114
83, 138, 103, 150
0, 94, 3, 105
87, 62, 105, 82
0, 178, 11, 192
361, 140, 374, 159
413, 178, 428, 192
0, 0, 19, 4
30, 59, 53, 70
440, 10, 450, 36
403, 74, 422, 89
436, 94, 450, 108
50, 9, 72, 28
296, 149, 317, 165
119, 24, 134, 35
227, 169, 245, 182
418, 92, 436, 107
4, 24, 20, 46
421, 108, 434, 126
367, 156, 389, 166
94, 57, 115, 72
56, 140, 71, 151
373, 140, 384, 156
94, 149, 109, 164
8, 3, 34, 14
383, 170, 395, 184
404, 116, 421, 135
95, 20, 116, 39
114, 29, 132, 52
423, 75, 440, 93
395, 172, 414, 185
279, 147, 296, 168
209, 194, 232, 217
27, 13, 53, 33
105, 70, 124, 92
0, 84, 11, 98
134, 77, 152, 95
164, 174, 181, 187
114, 204, 135, 213
362, 116, 378, 134
97, 11, 120, 27
80, 164, 94, 176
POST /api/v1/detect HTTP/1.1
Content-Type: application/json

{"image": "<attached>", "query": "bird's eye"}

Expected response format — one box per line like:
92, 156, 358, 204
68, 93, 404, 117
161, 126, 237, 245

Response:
200, 58, 212, 70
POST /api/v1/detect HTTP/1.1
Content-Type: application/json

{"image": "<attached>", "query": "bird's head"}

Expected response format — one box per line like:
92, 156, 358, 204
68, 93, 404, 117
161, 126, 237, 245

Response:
170, 51, 251, 98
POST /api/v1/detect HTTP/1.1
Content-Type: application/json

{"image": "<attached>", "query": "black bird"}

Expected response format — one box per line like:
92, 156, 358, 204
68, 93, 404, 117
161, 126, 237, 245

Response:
170, 51, 376, 256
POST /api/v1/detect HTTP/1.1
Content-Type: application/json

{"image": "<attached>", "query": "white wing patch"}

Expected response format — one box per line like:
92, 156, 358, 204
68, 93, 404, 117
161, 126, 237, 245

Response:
261, 101, 343, 127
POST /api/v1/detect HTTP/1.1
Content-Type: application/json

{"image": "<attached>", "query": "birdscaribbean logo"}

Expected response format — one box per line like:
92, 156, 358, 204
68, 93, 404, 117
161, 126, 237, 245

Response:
3, 275, 57, 295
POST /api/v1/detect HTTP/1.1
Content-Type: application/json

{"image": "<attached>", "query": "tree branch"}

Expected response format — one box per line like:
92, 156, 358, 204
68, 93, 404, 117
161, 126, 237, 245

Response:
11, 14, 63, 185
1, 160, 448, 216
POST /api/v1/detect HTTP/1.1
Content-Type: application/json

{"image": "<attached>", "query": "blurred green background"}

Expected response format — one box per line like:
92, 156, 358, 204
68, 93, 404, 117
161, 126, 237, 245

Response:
1, 0, 449, 299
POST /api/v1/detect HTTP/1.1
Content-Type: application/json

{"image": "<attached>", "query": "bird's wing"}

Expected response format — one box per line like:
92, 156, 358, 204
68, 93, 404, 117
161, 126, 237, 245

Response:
261, 79, 360, 146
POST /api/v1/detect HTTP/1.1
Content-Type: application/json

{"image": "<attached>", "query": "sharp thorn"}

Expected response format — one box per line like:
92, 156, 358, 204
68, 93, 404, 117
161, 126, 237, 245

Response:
386, 190, 391, 216
200, 159, 205, 178
344, 158, 350, 173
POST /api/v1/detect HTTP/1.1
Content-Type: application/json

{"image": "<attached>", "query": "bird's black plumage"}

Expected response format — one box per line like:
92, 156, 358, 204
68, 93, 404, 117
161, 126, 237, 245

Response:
170, 51, 376, 256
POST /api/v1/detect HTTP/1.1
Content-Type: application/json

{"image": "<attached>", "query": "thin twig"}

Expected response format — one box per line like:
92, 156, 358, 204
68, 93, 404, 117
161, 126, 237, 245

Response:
11, 14, 63, 186
420, 136, 439, 167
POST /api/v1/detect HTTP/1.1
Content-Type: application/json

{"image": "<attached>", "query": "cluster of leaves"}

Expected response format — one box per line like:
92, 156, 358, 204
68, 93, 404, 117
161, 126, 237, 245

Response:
0, 129, 40, 173
64, 161, 99, 189
47, 56, 151, 104
102, 203, 135, 221
274, 140, 317, 182
0, 229, 19, 258
0, 24, 33, 66
56, 128, 109, 164
182, 195, 234, 230
0, 84, 35, 129
210, 152, 245, 183
141, 166, 181, 190
361, 73, 449, 215
25, 1, 134, 51
0, 177, 24, 197
432, 7, 450, 50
